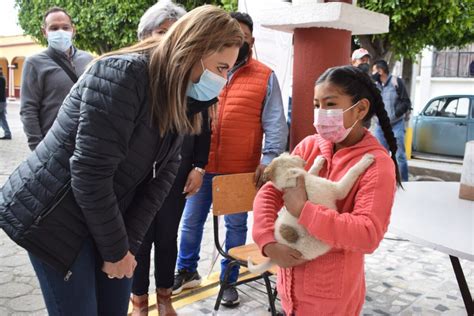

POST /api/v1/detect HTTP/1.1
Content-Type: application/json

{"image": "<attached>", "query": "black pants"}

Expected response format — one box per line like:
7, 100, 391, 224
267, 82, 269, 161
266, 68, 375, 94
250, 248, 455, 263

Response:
132, 157, 192, 295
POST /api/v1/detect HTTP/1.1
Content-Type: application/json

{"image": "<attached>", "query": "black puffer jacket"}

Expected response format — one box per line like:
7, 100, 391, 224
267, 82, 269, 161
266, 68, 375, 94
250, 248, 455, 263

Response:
0, 54, 183, 278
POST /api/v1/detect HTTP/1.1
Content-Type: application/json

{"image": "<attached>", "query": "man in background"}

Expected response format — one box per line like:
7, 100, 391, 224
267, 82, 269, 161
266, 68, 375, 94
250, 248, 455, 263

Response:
174, 12, 288, 308
0, 67, 12, 140
20, 7, 93, 150
372, 59, 411, 181
351, 48, 371, 74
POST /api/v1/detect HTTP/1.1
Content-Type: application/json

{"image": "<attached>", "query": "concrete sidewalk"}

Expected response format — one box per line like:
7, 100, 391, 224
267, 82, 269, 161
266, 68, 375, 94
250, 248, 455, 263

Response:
0, 101, 472, 315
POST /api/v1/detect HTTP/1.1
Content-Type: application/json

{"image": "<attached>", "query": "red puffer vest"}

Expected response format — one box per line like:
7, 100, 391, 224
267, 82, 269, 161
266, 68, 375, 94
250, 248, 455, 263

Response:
206, 58, 272, 174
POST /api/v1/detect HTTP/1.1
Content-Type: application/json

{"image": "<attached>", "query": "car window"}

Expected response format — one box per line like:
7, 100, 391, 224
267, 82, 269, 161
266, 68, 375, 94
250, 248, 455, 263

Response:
424, 99, 444, 116
443, 99, 458, 117
472, 99, 474, 118
455, 98, 470, 118
443, 97, 470, 118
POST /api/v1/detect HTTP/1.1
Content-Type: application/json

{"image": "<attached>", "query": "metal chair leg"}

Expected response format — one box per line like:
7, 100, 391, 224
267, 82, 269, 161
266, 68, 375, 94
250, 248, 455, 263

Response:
263, 273, 277, 316
272, 286, 278, 307
214, 260, 238, 311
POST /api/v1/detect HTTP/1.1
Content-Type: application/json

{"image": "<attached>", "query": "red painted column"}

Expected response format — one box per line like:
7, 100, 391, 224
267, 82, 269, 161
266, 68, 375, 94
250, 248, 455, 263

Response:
290, 27, 351, 150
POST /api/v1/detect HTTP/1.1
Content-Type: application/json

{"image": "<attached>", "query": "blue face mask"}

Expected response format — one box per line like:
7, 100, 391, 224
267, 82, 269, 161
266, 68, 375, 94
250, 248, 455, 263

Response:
186, 60, 227, 101
47, 30, 73, 52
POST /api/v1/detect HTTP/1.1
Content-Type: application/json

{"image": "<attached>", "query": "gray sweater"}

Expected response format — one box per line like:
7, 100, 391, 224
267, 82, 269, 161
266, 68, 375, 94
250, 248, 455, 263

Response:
20, 46, 93, 150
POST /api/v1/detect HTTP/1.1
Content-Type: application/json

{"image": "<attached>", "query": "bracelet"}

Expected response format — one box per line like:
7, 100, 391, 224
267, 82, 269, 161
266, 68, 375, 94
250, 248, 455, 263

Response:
193, 166, 206, 176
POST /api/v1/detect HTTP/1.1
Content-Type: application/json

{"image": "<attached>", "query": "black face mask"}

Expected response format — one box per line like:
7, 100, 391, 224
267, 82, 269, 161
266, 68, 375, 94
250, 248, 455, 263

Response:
186, 96, 218, 117
235, 42, 250, 65
372, 73, 381, 82
357, 63, 370, 74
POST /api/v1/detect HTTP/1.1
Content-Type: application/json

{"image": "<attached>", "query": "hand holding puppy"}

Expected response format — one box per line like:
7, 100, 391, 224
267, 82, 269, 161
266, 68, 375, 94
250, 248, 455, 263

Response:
283, 175, 308, 218
263, 242, 307, 268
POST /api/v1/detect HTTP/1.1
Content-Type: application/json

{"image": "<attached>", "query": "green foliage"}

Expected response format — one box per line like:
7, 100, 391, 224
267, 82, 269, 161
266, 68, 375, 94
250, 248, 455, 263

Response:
357, 0, 474, 61
219, 0, 238, 12
176, 0, 221, 11
15, 0, 239, 54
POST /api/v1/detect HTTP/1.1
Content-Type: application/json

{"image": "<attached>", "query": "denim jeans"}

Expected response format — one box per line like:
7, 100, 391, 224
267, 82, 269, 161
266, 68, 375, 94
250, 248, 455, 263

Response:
29, 238, 132, 316
0, 102, 11, 137
374, 119, 409, 181
177, 173, 248, 284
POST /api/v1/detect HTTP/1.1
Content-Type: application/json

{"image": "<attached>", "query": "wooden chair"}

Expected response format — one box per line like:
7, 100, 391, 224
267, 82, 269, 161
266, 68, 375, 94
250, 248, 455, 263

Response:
212, 173, 278, 314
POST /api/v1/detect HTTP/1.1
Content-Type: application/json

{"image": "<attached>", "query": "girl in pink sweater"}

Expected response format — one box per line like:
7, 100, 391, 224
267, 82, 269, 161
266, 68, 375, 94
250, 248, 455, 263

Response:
252, 66, 402, 315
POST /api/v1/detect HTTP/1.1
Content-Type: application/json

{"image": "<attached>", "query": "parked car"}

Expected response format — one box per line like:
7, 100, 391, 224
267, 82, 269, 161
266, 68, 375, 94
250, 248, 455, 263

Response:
412, 95, 474, 157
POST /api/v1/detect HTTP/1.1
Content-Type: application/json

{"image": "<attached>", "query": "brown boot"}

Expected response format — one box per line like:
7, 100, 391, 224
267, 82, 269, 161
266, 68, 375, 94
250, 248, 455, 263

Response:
156, 288, 177, 316
130, 294, 149, 316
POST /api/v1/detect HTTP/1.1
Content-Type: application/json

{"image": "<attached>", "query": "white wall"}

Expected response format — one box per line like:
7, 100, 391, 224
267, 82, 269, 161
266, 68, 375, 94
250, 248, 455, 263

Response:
414, 78, 474, 113
238, 0, 293, 118
413, 48, 474, 114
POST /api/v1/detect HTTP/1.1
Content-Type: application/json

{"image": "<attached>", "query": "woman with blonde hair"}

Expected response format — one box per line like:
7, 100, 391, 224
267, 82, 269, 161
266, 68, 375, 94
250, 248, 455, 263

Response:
0, 5, 243, 316
131, 1, 216, 315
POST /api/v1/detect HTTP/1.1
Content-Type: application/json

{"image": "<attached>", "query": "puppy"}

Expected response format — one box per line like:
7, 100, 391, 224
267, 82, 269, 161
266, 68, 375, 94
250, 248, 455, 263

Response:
248, 152, 374, 274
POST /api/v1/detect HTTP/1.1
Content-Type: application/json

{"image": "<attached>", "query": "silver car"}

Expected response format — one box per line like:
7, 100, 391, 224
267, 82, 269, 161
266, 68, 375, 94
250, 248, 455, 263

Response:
412, 95, 474, 157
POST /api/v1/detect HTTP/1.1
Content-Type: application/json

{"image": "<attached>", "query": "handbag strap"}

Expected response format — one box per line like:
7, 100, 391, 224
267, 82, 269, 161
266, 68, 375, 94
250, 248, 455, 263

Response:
46, 50, 78, 83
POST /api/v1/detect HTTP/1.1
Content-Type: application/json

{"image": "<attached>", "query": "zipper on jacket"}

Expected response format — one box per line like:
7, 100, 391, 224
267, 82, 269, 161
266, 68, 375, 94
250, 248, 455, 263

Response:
64, 270, 72, 281
120, 134, 180, 201
152, 161, 157, 179
34, 182, 71, 225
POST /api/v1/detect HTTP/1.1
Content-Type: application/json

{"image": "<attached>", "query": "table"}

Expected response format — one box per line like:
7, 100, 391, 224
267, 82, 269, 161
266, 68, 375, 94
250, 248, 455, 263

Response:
389, 182, 474, 315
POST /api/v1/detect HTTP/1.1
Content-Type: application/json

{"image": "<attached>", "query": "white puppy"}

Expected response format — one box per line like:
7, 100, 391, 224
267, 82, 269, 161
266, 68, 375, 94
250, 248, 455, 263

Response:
248, 152, 374, 274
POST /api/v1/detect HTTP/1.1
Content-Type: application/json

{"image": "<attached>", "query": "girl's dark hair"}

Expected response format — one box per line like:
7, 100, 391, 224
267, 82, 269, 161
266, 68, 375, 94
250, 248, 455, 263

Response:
316, 65, 402, 187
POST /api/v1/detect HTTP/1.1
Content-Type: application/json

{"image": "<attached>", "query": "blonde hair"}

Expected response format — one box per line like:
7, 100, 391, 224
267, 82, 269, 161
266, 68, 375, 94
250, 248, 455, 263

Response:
97, 5, 243, 136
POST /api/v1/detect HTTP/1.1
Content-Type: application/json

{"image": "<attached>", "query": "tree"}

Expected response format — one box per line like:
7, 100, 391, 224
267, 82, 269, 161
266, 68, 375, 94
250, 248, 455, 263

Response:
356, 0, 474, 92
15, 0, 238, 55
357, 0, 474, 62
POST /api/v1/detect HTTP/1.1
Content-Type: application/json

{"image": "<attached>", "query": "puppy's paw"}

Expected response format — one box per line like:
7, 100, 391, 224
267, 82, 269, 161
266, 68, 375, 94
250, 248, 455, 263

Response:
314, 155, 326, 167
360, 154, 375, 168
309, 155, 326, 175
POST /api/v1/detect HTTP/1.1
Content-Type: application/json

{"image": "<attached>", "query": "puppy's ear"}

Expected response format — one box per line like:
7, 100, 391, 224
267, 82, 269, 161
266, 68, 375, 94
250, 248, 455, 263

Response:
263, 163, 274, 182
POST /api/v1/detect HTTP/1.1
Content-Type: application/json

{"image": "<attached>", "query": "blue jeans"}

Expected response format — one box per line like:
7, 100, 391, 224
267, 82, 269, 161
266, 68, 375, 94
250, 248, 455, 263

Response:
177, 173, 248, 284
374, 119, 409, 181
29, 239, 132, 316
0, 102, 11, 137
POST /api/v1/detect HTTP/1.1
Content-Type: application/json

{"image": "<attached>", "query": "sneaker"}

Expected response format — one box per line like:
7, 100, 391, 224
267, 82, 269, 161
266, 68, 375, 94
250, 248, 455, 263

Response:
221, 285, 240, 307
0, 135, 11, 140
172, 269, 202, 295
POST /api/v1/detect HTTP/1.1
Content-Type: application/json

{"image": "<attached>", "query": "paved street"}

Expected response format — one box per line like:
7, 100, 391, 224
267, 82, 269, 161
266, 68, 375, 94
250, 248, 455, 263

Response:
0, 101, 473, 315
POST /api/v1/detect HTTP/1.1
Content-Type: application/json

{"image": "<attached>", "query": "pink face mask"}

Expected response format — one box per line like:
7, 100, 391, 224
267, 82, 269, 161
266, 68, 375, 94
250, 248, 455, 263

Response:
313, 102, 359, 143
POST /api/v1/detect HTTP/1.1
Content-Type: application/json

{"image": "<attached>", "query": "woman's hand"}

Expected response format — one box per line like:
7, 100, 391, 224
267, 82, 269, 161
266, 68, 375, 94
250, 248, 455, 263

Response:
102, 251, 137, 279
183, 169, 204, 198
283, 175, 307, 218
263, 242, 307, 268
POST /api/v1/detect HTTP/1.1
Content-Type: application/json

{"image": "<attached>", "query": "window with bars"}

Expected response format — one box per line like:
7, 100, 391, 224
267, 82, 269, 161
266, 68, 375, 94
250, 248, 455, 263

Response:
432, 44, 474, 78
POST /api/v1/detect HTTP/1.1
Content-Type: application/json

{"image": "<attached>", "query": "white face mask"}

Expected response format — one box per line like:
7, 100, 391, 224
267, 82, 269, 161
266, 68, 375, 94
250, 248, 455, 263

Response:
186, 60, 227, 101
47, 30, 73, 52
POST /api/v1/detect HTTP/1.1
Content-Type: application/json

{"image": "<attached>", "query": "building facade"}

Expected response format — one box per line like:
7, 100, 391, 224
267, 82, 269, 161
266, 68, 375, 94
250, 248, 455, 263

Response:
0, 35, 44, 99
413, 43, 474, 113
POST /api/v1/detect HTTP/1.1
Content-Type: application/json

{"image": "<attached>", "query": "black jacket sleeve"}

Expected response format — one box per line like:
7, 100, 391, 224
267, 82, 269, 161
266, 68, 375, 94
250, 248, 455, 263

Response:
124, 140, 182, 255
395, 78, 412, 118
69, 57, 147, 262
193, 110, 211, 169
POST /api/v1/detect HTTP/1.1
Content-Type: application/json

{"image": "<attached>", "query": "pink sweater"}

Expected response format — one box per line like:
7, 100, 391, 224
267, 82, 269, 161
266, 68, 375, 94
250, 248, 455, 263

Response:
252, 131, 396, 315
